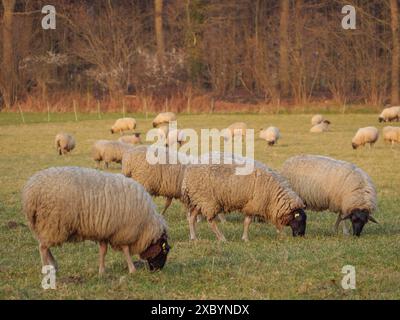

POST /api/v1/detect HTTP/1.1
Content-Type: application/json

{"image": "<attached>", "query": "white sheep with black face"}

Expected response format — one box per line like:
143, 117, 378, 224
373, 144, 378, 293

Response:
55, 133, 75, 155
152, 112, 177, 128
259, 127, 281, 145
22, 167, 170, 274
351, 127, 379, 149
92, 140, 134, 169
281, 155, 378, 236
379, 106, 400, 122
110, 118, 137, 134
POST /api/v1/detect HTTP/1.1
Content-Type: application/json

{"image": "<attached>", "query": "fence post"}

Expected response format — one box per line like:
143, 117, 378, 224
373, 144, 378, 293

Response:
18, 103, 25, 124
187, 96, 191, 114
73, 100, 78, 121
97, 101, 102, 119
209, 98, 215, 114
122, 98, 126, 117
47, 102, 51, 122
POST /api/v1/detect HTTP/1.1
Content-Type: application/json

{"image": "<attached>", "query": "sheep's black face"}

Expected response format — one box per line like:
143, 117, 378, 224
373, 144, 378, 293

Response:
268, 141, 275, 146
378, 117, 384, 123
352, 143, 358, 150
147, 239, 170, 271
350, 210, 369, 236
110, 129, 114, 134
288, 209, 307, 237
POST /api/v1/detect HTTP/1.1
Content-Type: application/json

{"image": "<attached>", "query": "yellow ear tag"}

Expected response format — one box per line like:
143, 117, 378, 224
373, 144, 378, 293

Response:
294, 213, 300, 218
162, 243, 166, 250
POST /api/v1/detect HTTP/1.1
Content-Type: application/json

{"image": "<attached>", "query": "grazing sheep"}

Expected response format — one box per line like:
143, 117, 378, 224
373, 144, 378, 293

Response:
383, 126, 400, 146
311, 114, 324, 126
152, 112, 177, 128
378, 106, 400, 123
352, 127, 379, 149
223, 122, 247, 140
55, 133, 75, 155
110, 118, 137, 134
310, 120, 331, 133
118, 133, 142, 145
122, 146, 196, 215
181, 162, 306, 241
259, 127, 281, 146
92, 140, 134, 168
22, 167, 170, 274
156, 125, 185, 147
281, 155, 378, 236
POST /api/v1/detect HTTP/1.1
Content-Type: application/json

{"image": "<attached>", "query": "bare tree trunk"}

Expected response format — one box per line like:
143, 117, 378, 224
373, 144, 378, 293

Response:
279, 0, 290, 98
390, 0, 399, 105
1, 0, 16, 109
154, 0, 165, 67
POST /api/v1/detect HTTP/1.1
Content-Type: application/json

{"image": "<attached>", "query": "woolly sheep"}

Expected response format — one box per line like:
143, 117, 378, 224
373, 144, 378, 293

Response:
110, 118, 137, 134
352, 127, 379, 149
311, 114, 324, 126
223, 122, 247, 140
55, 133, 75, 155
281, 155, 378, 236
378, 106, 400, 123
22, 167, 170, 274
118, 133, 142, 145
383, 126, 400, 146
92, 140, 134, 168
259, 127, 281, 146
152, 112, 177, 128
181, 162, 306, 241
310, 120, 331, 133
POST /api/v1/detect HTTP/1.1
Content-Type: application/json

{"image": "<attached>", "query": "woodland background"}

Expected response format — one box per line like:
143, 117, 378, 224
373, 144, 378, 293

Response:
0, 0, 399, 112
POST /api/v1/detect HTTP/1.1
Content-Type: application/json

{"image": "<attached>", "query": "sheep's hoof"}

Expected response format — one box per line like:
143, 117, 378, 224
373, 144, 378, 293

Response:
241, 237, 249, 242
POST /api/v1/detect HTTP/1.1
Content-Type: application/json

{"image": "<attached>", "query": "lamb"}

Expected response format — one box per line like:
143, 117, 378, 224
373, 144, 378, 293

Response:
152, 112, 177, 128
22, 167, 170, 274
310, 120, 331, 133
110, 117, 137, 134
92, 140, 134, 168
181, 162, 306, 241
259, 127, 281, 146
55, 133, 75, 155
281, 155, 378, 236
223, 122, 248, 141
383, 126, 400, 146
351, 127, 379, 149
118, 133, 142, 145
122, 146, 196, 215
378, 106, 400, 123
311, 114, 324, 126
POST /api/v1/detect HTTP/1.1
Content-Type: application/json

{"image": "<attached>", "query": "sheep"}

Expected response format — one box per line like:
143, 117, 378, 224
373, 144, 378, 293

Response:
92, 140, 134, 169
352, 127, 379, 149
223, 122, 247, 140
55, 133, 75, 155
110, 117, 137, 134
281, 155, 378, 236
118, 133, 142, 145
22, 166, 170, 274
181, 162, 306, 241
378, 106, 400, 122
152, 112, 177, 128
383, 126, 400, 146
311, 114, 324, 126
310, 120, 331, 133
259, 127, 281, 146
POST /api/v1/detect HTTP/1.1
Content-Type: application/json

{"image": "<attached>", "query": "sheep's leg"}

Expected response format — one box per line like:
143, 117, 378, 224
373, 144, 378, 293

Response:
39, 243, 57, 269
241, 215, 252, 242
342, 220, 351, 236
122, 245, 136, 273
104, 161, 109, 169
334, 213, 342, 234
218, 213, 226, 223
208, 218, 226, 242
188, 208, 199, 241
98, 241, 108, 275
161, 197, 172, 215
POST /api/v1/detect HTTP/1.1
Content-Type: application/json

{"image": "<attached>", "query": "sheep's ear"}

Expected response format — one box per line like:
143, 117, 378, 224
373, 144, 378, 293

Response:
368, 216, 379, 224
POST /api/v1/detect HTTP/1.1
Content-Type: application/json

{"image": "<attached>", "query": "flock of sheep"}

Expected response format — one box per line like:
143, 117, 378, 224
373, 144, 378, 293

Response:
22, 106, 400, 275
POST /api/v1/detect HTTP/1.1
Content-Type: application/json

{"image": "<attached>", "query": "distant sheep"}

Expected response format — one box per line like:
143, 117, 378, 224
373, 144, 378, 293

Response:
55, 133, 75, 155
152, 112, 177, 128
118, 133, 142, 145
223, 122, 247, 140
92, 140, 134, 168
310, 120, 331, 133
111, 118, 137, 134
352, 127, 379, 149
379, 106, 400, 122
22, 167, 170, 274
181, 162, 306, 241
383, 126, 400, 146
281, 155, 378, 236
311, 114, 324, 126
259, 127, 281, 146
156, 125, 185, 147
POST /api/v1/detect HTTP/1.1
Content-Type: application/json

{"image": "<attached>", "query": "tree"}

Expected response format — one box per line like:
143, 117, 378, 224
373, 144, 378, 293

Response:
390, 0, 399, 105
0, 0, 16, 109
279, 0, 290, 98
155, 0, 165, 67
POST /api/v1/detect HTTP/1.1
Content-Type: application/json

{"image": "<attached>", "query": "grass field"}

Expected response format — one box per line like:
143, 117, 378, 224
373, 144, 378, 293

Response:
0, 112, 399, 299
